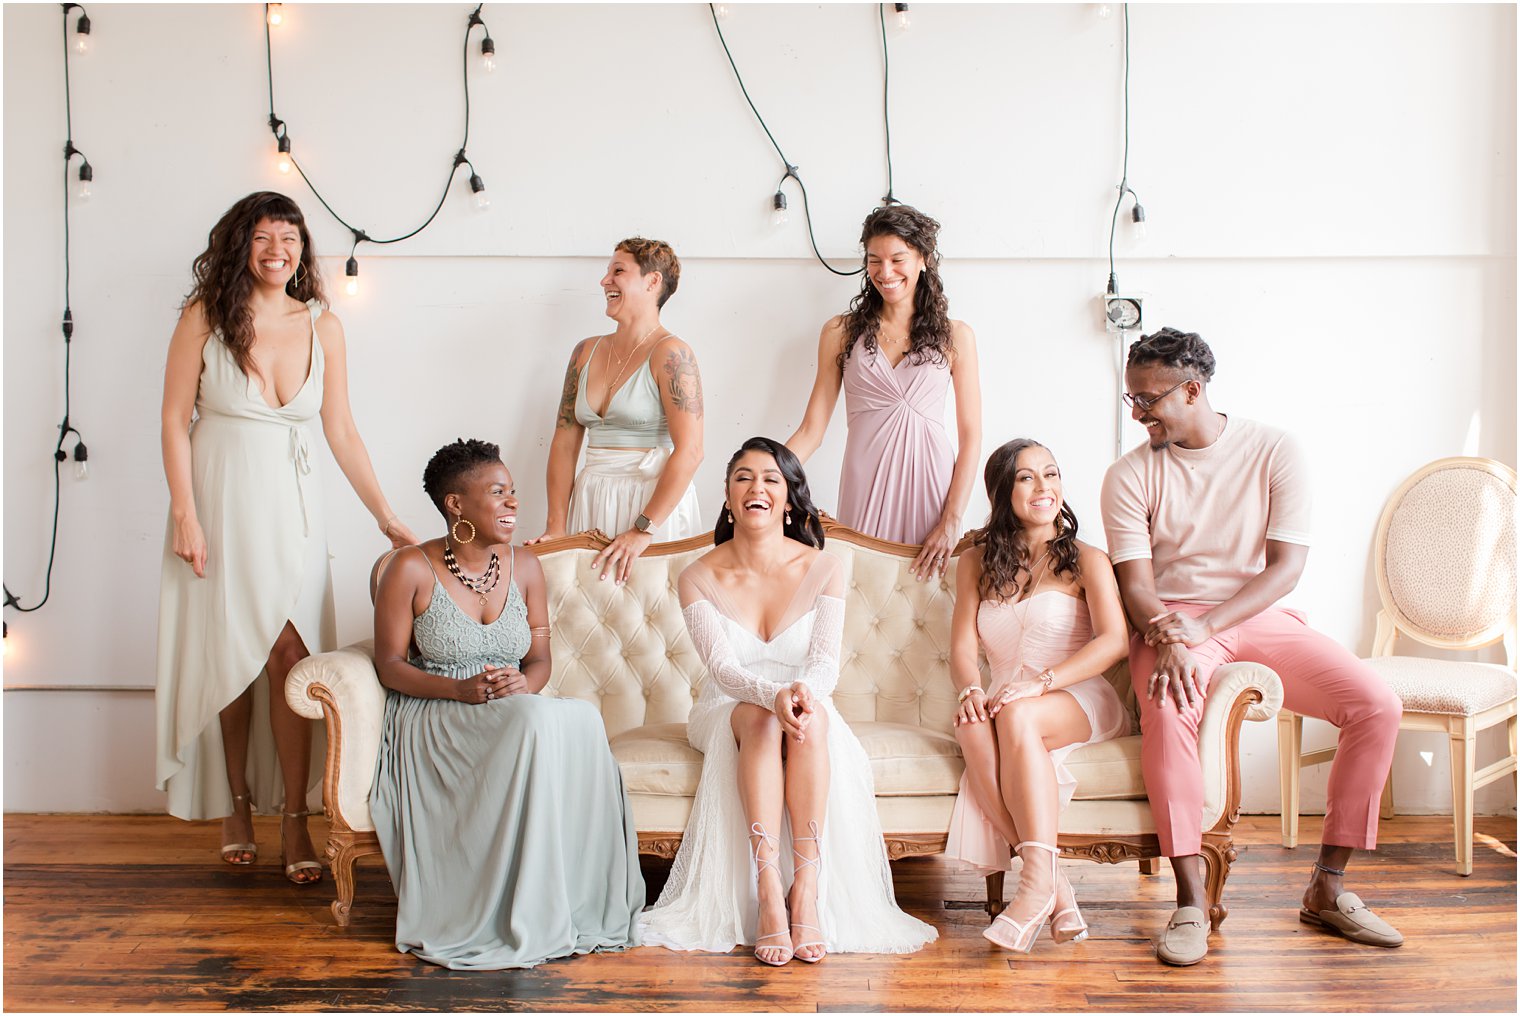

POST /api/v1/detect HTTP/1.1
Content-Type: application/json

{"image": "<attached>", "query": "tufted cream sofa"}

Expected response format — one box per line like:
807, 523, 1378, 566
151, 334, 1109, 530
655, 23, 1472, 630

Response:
287, 520, 1284, 929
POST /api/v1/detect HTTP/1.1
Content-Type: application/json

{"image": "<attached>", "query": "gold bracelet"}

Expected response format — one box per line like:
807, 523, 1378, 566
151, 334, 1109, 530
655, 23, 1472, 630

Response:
956, 685, 984, 704
528, 626, 551, 638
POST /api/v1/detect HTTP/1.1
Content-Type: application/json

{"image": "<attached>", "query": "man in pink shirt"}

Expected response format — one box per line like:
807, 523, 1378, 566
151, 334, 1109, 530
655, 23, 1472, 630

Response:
1101, 327, 1404, 966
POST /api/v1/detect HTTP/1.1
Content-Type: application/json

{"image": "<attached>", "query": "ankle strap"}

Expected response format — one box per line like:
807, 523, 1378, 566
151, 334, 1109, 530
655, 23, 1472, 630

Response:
1015, 840, 1059, 854
792, 819, 822, 844
749, 822, 777, 846
1314, 860, 1347, 877
282, 810, 312, 819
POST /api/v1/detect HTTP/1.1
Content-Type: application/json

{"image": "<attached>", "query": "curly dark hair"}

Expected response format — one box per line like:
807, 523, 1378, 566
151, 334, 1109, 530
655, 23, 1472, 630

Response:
615, 237, 681, 308
184, 192, 326, 378
714, 437, 825, 549
1126, 326, 1217, 381
972, 439, 1081, 602
422, 438, 502, 517
838, 204, 954, 371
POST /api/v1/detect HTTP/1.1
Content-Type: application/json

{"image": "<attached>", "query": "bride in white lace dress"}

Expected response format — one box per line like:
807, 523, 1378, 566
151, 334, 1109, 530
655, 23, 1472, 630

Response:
640, 438, 937, 964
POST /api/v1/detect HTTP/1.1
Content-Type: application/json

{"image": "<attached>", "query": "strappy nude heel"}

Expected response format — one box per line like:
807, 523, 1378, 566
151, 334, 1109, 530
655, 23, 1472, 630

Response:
789, 820, 827, 963
1050, 864, 1090, 944
983, 841, 1057, 954
280, 811, 323, 885
749, 823, 792, 966
220, 793, 257, 865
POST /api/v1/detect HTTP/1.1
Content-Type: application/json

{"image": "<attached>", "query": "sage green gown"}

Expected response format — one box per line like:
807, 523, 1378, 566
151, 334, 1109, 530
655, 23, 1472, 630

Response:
370, 549, 644, 970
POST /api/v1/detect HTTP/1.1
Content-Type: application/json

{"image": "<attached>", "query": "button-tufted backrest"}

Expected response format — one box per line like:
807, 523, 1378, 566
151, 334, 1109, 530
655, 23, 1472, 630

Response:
532, 531, 714, 738
530, 521, 1137, 740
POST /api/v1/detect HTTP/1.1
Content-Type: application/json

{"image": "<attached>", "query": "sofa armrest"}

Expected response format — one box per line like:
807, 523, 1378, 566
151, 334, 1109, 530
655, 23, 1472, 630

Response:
285, 639, 383, 834
1199, 661, 1284, 830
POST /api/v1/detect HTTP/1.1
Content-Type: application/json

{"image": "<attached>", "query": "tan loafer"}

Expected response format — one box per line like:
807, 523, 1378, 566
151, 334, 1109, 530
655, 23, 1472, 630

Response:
1156, 906, 1209, 966
1299, 892, 1404, 947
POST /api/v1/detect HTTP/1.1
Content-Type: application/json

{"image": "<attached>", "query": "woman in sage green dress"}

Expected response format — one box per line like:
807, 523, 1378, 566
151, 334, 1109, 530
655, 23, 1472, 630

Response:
371, 438, 644, 970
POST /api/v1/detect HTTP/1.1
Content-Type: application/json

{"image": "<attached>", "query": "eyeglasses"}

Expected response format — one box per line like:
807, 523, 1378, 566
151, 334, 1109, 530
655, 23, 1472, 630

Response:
1121, 378, 1194, 412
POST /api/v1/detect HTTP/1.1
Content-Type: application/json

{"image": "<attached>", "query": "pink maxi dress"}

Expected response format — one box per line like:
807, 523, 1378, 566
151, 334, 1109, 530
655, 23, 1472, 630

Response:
944, 592, 1132, 873
835, 339, 954, 545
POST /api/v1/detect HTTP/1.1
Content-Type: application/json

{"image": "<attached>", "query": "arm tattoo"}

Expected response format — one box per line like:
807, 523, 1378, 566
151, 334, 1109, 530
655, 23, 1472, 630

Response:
555, 354, 580, 430
663, 347, 704, 417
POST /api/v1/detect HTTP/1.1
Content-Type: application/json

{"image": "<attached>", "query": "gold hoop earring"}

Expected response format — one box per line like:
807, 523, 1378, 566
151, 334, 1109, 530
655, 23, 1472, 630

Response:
451, 518, 476, 544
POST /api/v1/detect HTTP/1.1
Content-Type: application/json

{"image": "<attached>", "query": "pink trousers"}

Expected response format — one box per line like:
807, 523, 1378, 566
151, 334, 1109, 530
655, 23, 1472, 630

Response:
1130, 605, 1401, 857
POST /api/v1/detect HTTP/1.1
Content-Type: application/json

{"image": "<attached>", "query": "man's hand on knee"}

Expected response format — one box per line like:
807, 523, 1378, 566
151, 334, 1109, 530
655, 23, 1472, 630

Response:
1149, 643, 1203, 709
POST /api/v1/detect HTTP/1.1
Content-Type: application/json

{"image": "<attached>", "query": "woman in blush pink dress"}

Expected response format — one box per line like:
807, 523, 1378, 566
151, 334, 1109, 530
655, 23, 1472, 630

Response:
785, 205, 981, 580
944, 439, 1131, 954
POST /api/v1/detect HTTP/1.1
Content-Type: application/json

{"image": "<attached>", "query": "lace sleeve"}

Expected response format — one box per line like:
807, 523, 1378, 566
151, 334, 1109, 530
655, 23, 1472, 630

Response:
800, 594, 845, 698
681, 599, 788, 710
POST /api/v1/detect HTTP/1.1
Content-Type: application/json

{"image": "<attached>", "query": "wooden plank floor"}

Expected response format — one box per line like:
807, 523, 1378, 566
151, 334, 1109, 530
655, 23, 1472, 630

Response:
4, 814, 1515, 1012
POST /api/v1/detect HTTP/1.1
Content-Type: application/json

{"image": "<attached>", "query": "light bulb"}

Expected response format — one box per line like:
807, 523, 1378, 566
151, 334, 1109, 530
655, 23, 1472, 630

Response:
74, 14, 91, 54
275, 137, 292, 175
715, 4, 731, 19
72, 442, 89, 481
894, 3, 911, 30
1130, 202, 1147, 242
75, 163, 93, 203
771, 192, 788, 227
1096, 3, 1113, 19
481, 36, 496, 73
1131, 218, 1147, 242
267, 3, 283, 26
470, 174, 491, 212
344, 257, 360, 297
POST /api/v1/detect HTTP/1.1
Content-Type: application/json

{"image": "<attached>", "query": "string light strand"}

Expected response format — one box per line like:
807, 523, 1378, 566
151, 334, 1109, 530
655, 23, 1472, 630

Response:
262, 3, 494, 286
1106, 3, 1144, 295
4, 4, 95, 624
709, 3, 899, 276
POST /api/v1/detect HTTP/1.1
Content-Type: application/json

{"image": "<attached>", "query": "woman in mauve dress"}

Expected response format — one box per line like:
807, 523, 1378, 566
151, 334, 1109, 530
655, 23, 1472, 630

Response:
785, 204, 981, 580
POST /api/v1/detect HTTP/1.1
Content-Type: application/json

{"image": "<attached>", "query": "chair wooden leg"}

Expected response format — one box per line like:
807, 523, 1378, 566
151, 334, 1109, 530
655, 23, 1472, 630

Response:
985, 870, 1006, 920
1509, 714, 1517, 796
1380, 765, 1396, 821
1449, 718, 1476, 877
1198, 835, 1237, 931
1139, 856, 1160, 875
1277, 711, 1303, 848
324, 836, 373, 928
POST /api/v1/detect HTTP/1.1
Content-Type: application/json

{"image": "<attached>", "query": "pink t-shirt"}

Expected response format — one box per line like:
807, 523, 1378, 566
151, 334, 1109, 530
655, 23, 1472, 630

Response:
1100, 416, 1311, 606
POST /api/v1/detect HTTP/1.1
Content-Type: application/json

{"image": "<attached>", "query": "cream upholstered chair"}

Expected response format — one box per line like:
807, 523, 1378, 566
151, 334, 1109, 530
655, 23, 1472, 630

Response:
289, 519, 1284, 927
1277, 457, 1518, 875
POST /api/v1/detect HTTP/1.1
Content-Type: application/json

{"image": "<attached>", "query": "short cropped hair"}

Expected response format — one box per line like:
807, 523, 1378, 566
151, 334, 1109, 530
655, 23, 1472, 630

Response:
615, 237, 681, 308
422, 438, 501, 517
1126, 327, 1217, 381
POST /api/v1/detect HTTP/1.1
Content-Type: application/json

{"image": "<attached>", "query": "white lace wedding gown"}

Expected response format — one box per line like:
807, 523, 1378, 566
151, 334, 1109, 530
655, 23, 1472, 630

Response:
639, 552, 937, 954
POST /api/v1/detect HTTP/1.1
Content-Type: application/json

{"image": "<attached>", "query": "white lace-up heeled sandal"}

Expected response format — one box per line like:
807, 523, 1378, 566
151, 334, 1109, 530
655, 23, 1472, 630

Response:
749, 822, 793, 966
789, 820, 827, 963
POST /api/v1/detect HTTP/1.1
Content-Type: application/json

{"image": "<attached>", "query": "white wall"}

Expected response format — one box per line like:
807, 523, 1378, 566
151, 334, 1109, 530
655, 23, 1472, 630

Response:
4, 3, 1515, 817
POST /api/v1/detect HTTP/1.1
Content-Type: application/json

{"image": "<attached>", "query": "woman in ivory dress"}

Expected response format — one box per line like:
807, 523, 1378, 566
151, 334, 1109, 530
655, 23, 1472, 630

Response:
785, 204, 980, 580
528, 238, 703, 584
945, 439, 1131, 952
640, 437, 936, 965
156, 191, 416, 882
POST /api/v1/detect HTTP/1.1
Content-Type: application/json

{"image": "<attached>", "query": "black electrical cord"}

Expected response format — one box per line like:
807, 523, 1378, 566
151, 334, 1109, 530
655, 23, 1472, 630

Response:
709, 3, 898, 277
1106, 3, 1142, 294
5, 4, 91, 619
879, 3, 894, 205
263, 3, 490, 262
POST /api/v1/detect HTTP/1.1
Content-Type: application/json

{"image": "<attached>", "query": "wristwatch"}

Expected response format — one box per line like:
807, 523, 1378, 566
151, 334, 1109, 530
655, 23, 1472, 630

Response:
634, 513, 655, 534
